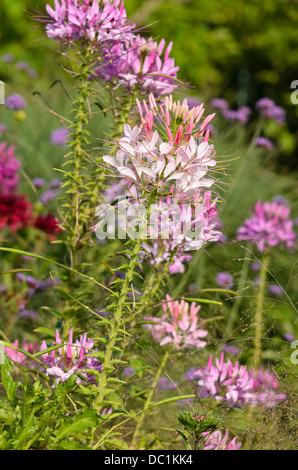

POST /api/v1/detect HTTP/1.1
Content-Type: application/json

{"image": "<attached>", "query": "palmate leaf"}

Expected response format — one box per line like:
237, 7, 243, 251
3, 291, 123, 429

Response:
54, 409, 99, 443
0, 356, 18, 406
11, 412, 37, 450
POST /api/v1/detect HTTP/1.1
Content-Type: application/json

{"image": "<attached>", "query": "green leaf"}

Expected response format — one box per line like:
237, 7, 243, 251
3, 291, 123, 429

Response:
11, 412, 36, 450
54, 409, 98, 442
0, 356, 18, 406
56, 440, 92, 450
33, 327, 56, 338
184, 298, 223, 305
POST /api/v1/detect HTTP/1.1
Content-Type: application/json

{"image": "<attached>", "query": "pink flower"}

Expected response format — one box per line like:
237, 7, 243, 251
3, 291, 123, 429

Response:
39, 329, 102, 384
5, 339, 39, 365
43, 0, 135, 46
94, 35, 179, 97
103, 95, 217, 201
144, 294, 208, 350
203, 429, 242, 450
192, 354, 286, 409
237, 198, 296, 251
0, 142, 21, 196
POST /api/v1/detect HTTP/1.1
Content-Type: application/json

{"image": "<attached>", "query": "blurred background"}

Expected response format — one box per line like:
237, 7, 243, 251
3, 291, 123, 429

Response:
1, 0, 298, 169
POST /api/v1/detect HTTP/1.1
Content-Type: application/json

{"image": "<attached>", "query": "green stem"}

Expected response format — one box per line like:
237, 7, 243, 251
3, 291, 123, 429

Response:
131, 349, 169, 448
95, 235, 143, 409
224, 243, 252, 338
68, 49, 93, 272
253, 255, 269, 368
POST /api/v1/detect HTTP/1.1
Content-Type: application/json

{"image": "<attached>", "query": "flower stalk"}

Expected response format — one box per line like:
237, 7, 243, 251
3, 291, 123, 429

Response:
253, 255, 269, 368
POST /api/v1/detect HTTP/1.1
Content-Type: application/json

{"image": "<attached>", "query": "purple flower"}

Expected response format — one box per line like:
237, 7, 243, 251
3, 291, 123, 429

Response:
144, 294, 208, 350
0, 142, 21, 196
32, 177, 45, 188
0, 124, 8, 135
156, 376, 177, 390
203, 429, 241, 450
44, 0, 135, 45
94, 35, 179, 98
256, 97, 275, 110
256, 98, 286, 125
5, 94, 27, 110
267, 284, 284, 296
48, 178, 62, 189
283, 332, 295, 343
18, 309, 39, 320
223, 106, 251, 125
237, 198, 296, 251
122, 367, 135, 378
193, 354, 286, 409
222, 344, 241, 356
16, 60, 29, 71
255, 137, 274, 149
0, 284, 6, 293
250, 261, 261, 272
216, 272, 234, 289
40, 189, 59, 205
210, 98, 229, 111
1, 53, 15, 63
194, 354, 255, 408
251, 367, 286, 408
50, 127, 70, 146
40, 329, 102, 384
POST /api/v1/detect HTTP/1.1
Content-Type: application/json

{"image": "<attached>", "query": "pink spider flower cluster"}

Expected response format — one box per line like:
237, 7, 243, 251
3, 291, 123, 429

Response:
44, 0, 135, 45
202, 429, 242, 450
138, 190, 222, 273
39, 329, 102, 383
237, 198, 296, 251
103, 94, 217, 201
0, 142, 21, 196
144, 295, 208, 350
5, 339, 39, 365
191, 354, 286, 408
250, 367, 287, 408
94, 35, 179, 97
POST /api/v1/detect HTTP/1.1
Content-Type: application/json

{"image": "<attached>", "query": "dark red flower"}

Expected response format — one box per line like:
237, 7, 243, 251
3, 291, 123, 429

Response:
0, 194, 32, 231
34, 213, 62, 239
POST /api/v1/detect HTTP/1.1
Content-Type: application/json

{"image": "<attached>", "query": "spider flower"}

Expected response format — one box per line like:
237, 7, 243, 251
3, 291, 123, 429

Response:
0, 142, 21, 196
250, 367, 286, 408
137, 191, 222, 273
39, 329, 102, 384
203, 429, 242, 450
5, 339, 39, 365
144, 294, 208, 350
94, 35, 179, 97
103, 94, 217, 201
237, 199, 296, 251
192, 354, 286, 408
193, 354, 255, 408
44, 0, 135, 46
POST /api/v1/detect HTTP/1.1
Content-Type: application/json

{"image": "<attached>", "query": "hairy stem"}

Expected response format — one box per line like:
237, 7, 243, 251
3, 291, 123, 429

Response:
95, 235, 143, 409
253, 255, 269, 368
131, 349, 169, 448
